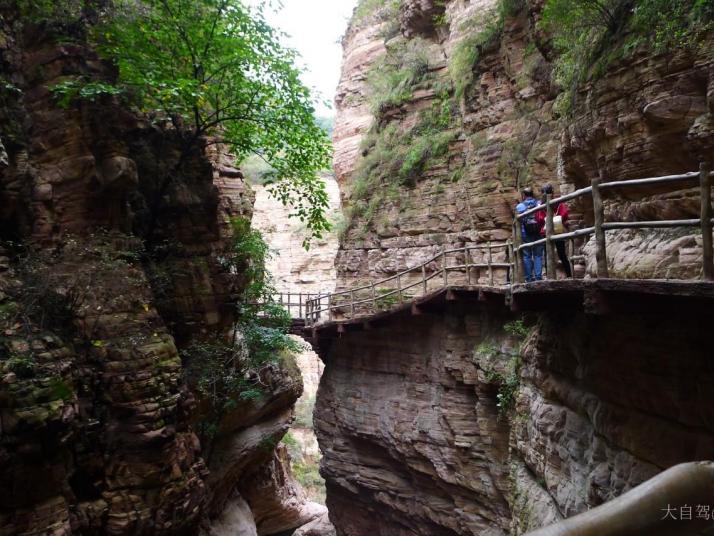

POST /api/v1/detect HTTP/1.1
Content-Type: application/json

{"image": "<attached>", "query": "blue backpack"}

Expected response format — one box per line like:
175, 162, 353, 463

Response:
522, 198, 540, 235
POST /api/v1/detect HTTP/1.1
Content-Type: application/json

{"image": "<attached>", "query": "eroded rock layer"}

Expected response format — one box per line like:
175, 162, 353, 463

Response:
315, 309, 514, 535
315, 305, 714, 535
333, 0, 714, 287
0, 8, 307, 536
320, 0, 714, 534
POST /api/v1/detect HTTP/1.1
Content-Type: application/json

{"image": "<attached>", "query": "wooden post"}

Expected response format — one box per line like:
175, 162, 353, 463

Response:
487, 241, 494, 285
512, 220, 524, 283
421, 265, 427, 295
298, 293, 302, 319
397, 274, 403, 303
592, 171, 609, 278
568, 239, 575, 279
700, 161, 713, 280
328, 293, 333, 321
442, 245, 448, 286
465, 246, 472, 285
371, 284, 377, 313
350, 289, 356, 317
545, 194, 557, 279
507, 240, 514, 284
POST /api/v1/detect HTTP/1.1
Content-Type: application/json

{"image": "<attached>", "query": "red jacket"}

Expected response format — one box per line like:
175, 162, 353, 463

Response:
539, 203, 569, 236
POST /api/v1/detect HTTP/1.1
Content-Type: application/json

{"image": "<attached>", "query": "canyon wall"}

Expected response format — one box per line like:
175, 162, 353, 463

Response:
317, 0, 714, 534
314, 302, 714, 535
332, 0, 714, 288
0, 8, 316, 535
252, 174, 341, 295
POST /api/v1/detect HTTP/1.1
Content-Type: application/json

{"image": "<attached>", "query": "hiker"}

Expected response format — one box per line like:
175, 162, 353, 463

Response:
516, 187, 543, 282
540, 183, 572, 278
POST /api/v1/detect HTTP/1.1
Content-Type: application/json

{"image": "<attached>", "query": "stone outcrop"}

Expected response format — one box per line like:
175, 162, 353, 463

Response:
239, 445, 326, 534
315, 310, 514, 535
0, 8, 307, 535
294, 512, 337, 536
314, 302, 714, 535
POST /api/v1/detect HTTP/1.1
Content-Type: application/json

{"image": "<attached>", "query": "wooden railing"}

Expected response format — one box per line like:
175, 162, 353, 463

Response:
304, 242, 514, 325
514, 162, 713, 281
298, 162, 713, 327
270, 292, 324, 321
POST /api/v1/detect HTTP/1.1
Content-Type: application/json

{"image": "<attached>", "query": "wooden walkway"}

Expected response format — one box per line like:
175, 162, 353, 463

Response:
270, 162, 714, 330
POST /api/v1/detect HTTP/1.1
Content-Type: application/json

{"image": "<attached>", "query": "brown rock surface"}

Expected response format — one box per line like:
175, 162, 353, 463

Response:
240, 445, 326, 535
251, 174, 340, 294
0, 8, 297, 536
319, 0, 714, 534
314, 304, 714, 535
333, 0, 714, 288
315, 311, 514, 535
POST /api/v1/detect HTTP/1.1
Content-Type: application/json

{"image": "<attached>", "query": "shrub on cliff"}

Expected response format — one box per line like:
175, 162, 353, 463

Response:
449, 0, 525, 98
541, 0, 714, 114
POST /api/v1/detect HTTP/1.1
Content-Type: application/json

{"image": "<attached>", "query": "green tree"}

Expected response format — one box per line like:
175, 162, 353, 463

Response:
53, 0, 331, 247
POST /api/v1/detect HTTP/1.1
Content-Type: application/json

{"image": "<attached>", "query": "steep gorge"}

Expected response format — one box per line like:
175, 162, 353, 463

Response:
315, 0, 714, 534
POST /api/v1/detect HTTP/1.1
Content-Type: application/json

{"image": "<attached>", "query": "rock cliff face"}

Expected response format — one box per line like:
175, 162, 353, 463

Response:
332, 0, 714, 287
315, 304, 714, 535
0, 9, 309, 536
315, 310, 514, 535
252, 174, 340, 294
317, 0, 714, 534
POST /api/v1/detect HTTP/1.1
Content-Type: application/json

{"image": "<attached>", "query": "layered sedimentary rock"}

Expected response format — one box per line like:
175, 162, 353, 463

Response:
315, 309, 515, 535
318, 0, 714, 534
332, 0, 714, 287
315, 303, 714, 535
0, 9, 307, 535
251, 174, 340, 294
510, 312, 714, 531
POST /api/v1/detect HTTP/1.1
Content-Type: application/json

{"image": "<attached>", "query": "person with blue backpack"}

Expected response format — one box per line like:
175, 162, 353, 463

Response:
516, 187, 544, 282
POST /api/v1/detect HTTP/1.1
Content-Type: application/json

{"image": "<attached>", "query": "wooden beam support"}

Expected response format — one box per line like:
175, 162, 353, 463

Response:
513, 220, 524, 283
510, 293, 523, 312
545, 194, 557, 279
593, 169, 610, 278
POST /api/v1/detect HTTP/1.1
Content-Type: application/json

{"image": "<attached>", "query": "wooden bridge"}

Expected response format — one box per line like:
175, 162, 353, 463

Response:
271, 162, 714, 331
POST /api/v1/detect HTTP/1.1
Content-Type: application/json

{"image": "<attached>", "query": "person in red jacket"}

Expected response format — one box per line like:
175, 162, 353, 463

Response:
540, 183, 572, 278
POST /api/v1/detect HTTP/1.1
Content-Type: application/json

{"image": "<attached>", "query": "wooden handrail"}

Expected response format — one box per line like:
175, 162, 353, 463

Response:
299, 165, 713, 326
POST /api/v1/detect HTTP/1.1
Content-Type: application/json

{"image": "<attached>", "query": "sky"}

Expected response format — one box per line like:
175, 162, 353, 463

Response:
254, 0, 359, 117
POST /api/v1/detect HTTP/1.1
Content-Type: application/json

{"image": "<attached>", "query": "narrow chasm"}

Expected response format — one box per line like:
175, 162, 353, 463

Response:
4, 0, 714, 535
246, 172, 343, 536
